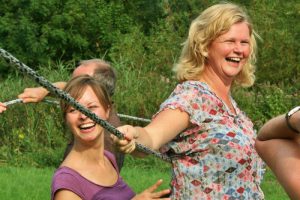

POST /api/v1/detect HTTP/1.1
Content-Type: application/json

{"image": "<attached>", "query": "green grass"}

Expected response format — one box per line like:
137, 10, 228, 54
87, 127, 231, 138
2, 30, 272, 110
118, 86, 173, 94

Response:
0, 166, 55, 199
261, 168, 290, 200
0, 157, 290, 199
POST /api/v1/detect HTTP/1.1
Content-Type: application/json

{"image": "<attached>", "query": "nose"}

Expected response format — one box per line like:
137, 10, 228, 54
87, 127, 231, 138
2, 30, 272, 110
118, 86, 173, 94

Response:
233, 43, 243, 53
79, 112, 88, 120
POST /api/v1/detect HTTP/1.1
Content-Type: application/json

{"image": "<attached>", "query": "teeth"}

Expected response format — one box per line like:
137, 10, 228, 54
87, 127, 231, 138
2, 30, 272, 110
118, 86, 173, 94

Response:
79, 123, 96, 130
226, 57, 241, 62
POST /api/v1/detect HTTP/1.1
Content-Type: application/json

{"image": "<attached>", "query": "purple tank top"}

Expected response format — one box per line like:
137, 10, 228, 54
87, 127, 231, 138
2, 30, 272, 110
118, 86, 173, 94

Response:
51, 151, 135, 200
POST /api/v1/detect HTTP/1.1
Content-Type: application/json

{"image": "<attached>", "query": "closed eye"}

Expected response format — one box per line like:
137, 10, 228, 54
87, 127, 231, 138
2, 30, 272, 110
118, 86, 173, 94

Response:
68, 107, 76, 113
241, 40, 250, 45
88, 105, 99, 110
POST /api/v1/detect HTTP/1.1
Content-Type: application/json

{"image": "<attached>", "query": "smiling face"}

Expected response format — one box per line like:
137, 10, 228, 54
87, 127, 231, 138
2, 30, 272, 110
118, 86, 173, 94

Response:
65, 85, 110, 143
206, 22, 251, 82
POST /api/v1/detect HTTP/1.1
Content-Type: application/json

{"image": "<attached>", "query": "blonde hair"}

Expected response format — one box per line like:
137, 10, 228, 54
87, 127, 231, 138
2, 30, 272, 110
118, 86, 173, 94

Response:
174, 2, 259, 87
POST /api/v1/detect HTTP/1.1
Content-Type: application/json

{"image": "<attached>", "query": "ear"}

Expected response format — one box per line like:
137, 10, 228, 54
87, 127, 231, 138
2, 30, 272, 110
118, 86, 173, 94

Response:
105, 106, 111, 120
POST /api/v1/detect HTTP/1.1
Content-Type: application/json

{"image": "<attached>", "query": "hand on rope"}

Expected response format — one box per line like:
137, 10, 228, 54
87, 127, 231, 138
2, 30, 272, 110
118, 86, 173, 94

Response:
112, 125, 140, 154
18, 87, 49, 103
0, 102, 7, 113
0, 99, 23, 113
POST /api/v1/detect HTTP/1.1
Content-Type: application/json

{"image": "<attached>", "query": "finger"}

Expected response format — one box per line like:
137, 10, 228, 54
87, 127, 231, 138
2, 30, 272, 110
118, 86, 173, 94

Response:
120, 140, 136, 153
0, 108, 7, 113
124, 143, 136, 154
110, 134, 118, 143
146, 179, 163, 192
152, 189, 171, 198
110, 134, 127, 145
124, 134, 132, 141
21, 98, 37, 103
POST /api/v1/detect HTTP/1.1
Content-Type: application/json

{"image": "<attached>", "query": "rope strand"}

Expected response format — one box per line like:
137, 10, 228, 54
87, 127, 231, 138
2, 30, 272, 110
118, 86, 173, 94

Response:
3, 98, 152, 123
0, 48, 171, 162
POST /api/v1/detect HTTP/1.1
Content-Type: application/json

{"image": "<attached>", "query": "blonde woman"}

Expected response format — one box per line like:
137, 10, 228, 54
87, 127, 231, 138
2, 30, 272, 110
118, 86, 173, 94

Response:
114, 3, 264, 199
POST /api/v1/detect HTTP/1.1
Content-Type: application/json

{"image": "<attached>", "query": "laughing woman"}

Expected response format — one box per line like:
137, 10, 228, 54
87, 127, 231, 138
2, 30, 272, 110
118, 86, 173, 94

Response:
113, 2, 265, 199
51, 75, 170, 200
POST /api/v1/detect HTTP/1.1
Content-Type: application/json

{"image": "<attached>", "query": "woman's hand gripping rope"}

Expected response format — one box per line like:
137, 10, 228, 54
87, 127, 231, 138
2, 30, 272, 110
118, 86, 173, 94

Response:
111, 125, 139, 154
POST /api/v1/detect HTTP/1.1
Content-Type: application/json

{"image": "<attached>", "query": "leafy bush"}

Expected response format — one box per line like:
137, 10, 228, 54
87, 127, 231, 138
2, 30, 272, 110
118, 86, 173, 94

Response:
0, 0, 134, 75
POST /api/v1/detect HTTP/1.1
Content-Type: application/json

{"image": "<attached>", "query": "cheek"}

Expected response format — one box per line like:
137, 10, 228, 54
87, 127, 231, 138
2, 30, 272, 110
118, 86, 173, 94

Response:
65, 116, 75, 128
95, 108, 110, 120
243, 46, 251, 57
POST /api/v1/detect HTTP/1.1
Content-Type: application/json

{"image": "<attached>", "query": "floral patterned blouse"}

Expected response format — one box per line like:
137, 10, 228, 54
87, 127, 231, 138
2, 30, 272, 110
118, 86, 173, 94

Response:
156, 81, 265, 200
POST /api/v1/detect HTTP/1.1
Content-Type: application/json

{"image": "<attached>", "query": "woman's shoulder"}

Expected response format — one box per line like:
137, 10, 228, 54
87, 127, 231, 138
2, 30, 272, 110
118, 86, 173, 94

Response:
173, 80, 212, 95
104, 150, 119, 172
52, 166, 80, 181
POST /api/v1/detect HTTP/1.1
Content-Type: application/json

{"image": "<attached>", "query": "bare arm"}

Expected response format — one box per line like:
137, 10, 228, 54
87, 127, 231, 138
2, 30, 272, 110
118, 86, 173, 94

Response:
139, 109, 190, 150
257, 112, 300, 141
255, 109, 300, 199
18, 81, 66, 103
115, 108, 190, 156
255, 139, 300, 199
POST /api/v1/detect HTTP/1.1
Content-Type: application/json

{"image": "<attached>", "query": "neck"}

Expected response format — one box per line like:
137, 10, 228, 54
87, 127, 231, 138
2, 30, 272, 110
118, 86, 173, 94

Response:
68, 136, 106, 165
199, 71, 232, 100
198, 67, 236, 114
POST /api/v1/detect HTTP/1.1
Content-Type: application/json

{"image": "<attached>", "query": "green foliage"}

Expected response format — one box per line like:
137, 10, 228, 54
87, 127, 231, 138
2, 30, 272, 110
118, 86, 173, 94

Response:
0, 66, 68, 167
233, 82, 298, 129
0, 0, 134, 75
247, 0, 300, 84
0, 0, 299, 84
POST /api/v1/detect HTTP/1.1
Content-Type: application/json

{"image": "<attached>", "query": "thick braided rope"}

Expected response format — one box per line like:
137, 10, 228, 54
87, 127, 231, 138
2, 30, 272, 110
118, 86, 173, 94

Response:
0, 48, 171, 162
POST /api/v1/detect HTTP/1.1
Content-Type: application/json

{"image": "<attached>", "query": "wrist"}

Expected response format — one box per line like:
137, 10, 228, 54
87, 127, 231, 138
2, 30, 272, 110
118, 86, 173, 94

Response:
39, 87, 50, 97
285, 106, 300, 133
133, 127, 140, 139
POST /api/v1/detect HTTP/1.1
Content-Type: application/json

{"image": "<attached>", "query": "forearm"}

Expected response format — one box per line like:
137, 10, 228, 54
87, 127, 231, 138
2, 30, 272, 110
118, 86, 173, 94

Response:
258, 112, 300, 141
131, 127, 155, 158
255, 139, 300, 199
39, 82, 66, 95
48, 82, 66, 96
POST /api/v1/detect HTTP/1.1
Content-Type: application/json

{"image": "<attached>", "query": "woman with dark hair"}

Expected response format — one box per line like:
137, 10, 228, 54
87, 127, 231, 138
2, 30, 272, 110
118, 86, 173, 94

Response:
51, 75, 170, 200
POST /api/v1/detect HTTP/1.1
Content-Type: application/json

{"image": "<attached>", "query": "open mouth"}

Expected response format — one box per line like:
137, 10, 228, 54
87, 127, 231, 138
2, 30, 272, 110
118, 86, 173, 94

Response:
79, 122, 96, 130
225, 57, 241, 63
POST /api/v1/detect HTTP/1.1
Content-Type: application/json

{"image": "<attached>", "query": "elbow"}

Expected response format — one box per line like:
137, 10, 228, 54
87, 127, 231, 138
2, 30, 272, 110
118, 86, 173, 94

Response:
254, 139, 264, 156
